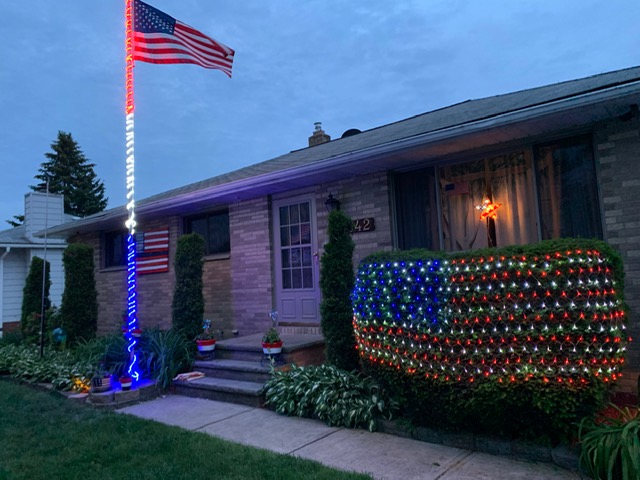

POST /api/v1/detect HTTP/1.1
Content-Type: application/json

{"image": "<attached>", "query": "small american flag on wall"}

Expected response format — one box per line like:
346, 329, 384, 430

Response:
136, 229, 170, 274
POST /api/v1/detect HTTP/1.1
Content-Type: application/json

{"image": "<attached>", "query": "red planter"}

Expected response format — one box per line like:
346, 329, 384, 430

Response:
131, 328, 142, 338
262, 341, 283, 355
196, 338, 216, 352
119, 376, 133, 390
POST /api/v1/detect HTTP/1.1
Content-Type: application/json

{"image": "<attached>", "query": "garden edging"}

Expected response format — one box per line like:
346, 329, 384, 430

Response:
378, 418, 581, 472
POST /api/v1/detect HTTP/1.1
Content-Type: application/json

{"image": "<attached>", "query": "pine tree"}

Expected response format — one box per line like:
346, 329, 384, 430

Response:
32, 131, 108, 217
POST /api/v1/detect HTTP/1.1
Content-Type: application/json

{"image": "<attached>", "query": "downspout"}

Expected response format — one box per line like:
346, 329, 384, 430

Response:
0, 247, 11, 336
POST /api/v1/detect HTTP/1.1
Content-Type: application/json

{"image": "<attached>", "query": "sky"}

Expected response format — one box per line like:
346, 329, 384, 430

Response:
0, 0, 638, 228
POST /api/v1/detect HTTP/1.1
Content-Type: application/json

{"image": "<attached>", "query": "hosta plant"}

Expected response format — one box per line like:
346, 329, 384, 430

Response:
579, 404, 640, 480
264, 364, 397, 431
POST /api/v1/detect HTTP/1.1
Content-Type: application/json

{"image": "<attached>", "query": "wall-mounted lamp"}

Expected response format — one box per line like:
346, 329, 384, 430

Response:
324, 193, 341, 212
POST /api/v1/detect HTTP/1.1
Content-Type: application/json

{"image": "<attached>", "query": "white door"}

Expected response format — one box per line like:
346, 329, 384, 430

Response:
273, 196, 321, 323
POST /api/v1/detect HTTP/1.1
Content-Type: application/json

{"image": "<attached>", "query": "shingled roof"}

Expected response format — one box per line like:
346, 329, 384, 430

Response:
47, 65, 640, 236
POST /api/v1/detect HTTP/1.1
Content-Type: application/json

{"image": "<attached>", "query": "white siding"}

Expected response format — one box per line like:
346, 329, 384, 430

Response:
2, 249, 27, 324
29, 249, 65, 307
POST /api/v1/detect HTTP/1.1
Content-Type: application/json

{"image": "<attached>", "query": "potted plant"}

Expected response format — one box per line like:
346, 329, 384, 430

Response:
119, 375, 133, 391
262, 327, 283, 354
195, 319, 218, 353
90, 363, 112, 393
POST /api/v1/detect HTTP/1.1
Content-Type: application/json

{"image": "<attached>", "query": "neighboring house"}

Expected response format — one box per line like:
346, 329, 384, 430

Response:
0, 192, 68, 335
47, 66, 640, 392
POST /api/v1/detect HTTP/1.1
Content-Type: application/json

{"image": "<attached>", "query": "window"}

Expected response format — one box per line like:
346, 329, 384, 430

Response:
394, 168, 439, 250
184, 211, 230, 255
104, 230, 127, 268
534, 135, 602, 239
393, 134, 602, 252
279, 202, 313, 289
439, 152, 537, 250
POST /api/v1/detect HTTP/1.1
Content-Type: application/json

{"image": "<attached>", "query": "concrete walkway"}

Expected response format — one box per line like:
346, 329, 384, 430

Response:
118, 395, 584, 480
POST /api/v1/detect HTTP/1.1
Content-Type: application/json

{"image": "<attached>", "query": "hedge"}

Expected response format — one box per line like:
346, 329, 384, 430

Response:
352, 238, 630, 442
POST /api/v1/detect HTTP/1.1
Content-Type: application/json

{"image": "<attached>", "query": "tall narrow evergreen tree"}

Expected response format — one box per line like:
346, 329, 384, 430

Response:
320, 210, 359, 371
172, 233, 205, 340
20, 257, 51, 344
32, 131, 108, 217
60, 243, 98, 345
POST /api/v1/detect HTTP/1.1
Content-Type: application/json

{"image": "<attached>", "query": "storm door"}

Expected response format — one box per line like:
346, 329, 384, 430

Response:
273, 196, 320, 323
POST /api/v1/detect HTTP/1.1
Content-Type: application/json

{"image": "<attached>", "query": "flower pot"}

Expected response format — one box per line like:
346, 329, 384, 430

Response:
91, 375, 112, 393
197, 339, 216, 352
119, 377, 133, 390
131, 329, 142, 338
262, 341, 283, 355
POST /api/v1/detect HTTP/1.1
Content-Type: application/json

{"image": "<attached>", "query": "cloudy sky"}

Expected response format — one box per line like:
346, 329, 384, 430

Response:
0, 0, 638, 227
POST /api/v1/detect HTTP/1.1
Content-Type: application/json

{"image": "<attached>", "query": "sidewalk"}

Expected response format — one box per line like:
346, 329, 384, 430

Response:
117, 395, 584, 480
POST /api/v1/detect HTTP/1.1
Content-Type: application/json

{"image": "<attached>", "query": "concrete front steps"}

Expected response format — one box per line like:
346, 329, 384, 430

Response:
172, 333, 325, 407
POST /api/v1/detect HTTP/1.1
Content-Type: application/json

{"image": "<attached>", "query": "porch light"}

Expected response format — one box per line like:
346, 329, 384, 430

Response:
324, 193, 341, 212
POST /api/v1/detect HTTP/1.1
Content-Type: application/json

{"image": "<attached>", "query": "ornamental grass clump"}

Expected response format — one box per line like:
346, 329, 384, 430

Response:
264, 364, 397, 432
579, 404, 640, 480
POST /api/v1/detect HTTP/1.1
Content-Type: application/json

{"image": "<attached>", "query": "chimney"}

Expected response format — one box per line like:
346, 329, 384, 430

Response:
308, 122, 331, 147
23, 191, 65, 242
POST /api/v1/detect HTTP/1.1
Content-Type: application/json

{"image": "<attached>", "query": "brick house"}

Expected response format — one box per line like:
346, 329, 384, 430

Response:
48, 66, 640, 392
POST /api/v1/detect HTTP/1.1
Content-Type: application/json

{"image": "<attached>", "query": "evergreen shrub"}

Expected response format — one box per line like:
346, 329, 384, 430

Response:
20, 256, 50, 344
320, 210, 359, 371
171, 233, 205, 340
60, 243, 98, 345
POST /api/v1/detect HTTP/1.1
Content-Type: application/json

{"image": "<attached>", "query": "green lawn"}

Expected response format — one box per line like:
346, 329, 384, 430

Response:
0, 380, 372, 480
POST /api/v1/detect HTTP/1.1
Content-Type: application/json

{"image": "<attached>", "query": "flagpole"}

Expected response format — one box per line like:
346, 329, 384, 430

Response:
124, 0, 140, 381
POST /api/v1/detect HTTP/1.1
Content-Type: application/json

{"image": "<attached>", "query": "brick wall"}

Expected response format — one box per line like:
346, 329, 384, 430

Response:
595, 116, 640, 393
73, 214, 232, 336
229, 197, 274, 335
316, 170, 394, 267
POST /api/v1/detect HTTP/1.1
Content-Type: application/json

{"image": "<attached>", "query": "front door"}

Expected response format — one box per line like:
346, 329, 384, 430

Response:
273, 196, 321, 324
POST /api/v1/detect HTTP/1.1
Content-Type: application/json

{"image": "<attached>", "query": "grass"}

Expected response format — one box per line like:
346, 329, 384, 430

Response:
0, 380, 372, 480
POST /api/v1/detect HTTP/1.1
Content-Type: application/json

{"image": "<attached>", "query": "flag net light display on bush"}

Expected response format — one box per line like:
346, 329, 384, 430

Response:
352, 248, 629, 385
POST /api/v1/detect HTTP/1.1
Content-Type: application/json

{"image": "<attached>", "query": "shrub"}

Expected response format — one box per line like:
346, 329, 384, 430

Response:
353, 238, 628, 442
171, 233, 205, 340
320, 210, 359, 371
264, 364, 396, 431
579, 405, 640, 480
60, 243, 98, 345
138, 328, 193, 390
20, 256, 51, 344
0, 344, 94, 391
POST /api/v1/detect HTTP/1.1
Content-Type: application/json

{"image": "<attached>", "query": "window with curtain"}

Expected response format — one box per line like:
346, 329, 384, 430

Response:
439, 152, 537, 251
393, 134, 602, 252
184, 210, 230, 255
534, 135, 602, 240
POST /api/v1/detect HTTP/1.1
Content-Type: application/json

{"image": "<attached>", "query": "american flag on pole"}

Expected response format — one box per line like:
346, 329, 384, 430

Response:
136, 229, 170, 274
133, 0, 234, 77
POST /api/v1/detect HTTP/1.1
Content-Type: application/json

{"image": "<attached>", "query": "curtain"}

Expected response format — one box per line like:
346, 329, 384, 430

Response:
440, 152, 537, 251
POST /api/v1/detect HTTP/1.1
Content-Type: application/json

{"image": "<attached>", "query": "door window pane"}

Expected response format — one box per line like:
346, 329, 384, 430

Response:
282, 269, 292, 289
292, 269, 302, 289
280, 206, 289, 226
302, 267, 313, 288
